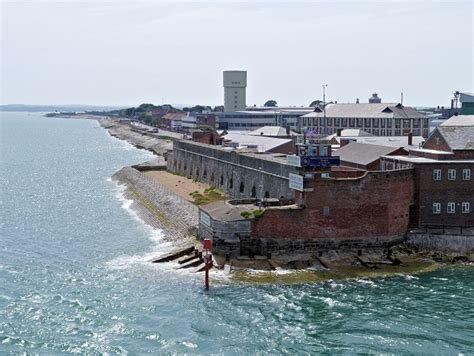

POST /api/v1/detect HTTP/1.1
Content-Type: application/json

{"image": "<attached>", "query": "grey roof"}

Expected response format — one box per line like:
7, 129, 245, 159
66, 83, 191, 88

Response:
222, 132, 292, 152
440, 115, 474, 127
437, 126, 474, 150
302, 103, 426, 119
335, 135, 425, 149
248, 126, 297, 137
334, 142, 402, 166
325, 129, 373, 139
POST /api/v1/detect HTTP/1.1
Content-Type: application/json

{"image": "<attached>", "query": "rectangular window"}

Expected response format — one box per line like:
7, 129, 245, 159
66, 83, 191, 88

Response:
323, 207, 330, 217
448, 169, 456, 180
463, 169, 471, 180
462, 202, 470, 214
364, 118, 371, 127
447, 202, 455, 214
319, 146, 328, 156
433, 169, 442, 181
432, 202, 441, 214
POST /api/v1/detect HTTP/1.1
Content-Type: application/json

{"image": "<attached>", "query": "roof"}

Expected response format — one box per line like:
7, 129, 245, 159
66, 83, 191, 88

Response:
325, 129, 373, 139
162, 112, 186, 121
302, 103, 426, 119
336, 135, 425, 149
222, 132, 292, 152
334, 142, 402, 166
437, 126, 474, 150
440, 115, 474, 127
382, 155, 474, 164
248, 126, 297, 137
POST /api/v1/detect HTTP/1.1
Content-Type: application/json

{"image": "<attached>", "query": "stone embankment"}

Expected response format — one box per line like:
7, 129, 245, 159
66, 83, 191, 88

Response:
99, 118, 172, 155
406, 232, 474, 260
113, 166, 199, 244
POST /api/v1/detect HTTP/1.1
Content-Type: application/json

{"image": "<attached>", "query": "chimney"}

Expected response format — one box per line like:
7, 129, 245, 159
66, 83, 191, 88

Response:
356, 98, 360, 104
336, 128, 342, 136
408, 132, 413, 146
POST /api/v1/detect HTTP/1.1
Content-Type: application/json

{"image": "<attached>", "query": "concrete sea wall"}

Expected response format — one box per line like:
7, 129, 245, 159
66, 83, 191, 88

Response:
112, 167, 198, 243
406, 232, 474, 256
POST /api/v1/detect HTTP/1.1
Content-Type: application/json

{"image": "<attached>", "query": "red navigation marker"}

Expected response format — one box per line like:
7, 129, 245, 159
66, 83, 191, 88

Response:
203, 239, 212, 290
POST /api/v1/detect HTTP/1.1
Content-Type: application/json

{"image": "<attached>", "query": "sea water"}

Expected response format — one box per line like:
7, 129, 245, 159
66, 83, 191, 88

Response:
1, 112, 473, 354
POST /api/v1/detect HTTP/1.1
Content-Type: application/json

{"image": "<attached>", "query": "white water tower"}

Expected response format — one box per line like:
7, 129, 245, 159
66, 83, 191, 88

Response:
223, 71, 247, 112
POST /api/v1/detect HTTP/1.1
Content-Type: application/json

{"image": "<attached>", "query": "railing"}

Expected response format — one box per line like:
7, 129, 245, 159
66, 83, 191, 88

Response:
409, 224, 474, 236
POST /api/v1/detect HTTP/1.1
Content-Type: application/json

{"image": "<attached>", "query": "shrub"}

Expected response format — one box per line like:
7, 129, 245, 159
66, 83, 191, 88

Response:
240, 211, 251, 219
253, 209, 264, 219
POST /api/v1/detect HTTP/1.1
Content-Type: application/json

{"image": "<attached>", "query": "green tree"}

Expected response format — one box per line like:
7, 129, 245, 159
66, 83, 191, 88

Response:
309, 100, 323, 107
264, 100, 277, 107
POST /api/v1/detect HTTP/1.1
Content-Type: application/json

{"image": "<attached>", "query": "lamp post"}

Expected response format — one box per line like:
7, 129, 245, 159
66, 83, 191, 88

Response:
322, 84, 328, 135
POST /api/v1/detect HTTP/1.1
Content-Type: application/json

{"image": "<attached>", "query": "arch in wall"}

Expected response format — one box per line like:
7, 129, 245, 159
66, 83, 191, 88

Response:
211, 173, 215, 182
229, 178, 233, 189
196, 168, 200, 177
264, 191, 270, 198
239, 182, 245, 193
220, 175, 224, 186
203, 170, 207, 179
251, 186, 256, 198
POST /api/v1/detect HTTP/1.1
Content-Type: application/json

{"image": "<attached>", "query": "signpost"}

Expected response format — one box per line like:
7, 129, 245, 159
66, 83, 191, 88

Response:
289, 173, 304, 191
203, 238, 212, 290
286, 155, 301, 167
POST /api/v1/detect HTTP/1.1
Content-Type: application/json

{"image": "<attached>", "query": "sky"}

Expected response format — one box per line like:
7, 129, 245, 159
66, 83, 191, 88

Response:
1, 0, 473, 108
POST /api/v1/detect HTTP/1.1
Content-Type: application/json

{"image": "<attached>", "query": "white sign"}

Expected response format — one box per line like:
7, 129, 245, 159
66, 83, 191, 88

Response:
286, 155, 301, 167
200, 211, 211, 226
289, 173, 304, 191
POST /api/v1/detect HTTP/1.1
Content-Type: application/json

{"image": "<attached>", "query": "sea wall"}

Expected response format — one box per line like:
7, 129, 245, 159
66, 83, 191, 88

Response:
112, 167, 198, 243
406, 232, 474, 256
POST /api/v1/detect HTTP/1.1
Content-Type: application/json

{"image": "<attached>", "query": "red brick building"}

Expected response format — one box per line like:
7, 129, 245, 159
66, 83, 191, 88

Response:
381, 115, 474, 227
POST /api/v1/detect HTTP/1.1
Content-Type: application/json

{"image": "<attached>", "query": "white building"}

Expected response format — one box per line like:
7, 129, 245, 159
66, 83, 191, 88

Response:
223, 70, 247, 111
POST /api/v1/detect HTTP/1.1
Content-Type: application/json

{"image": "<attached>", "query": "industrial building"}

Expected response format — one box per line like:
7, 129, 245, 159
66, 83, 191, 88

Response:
301, 95, 429, 137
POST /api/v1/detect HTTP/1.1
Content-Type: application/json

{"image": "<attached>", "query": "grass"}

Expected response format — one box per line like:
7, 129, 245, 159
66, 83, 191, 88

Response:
189, 186, 226, 205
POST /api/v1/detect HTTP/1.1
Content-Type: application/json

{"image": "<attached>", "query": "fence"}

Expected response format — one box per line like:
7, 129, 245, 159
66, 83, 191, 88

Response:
409, 224, 474, 236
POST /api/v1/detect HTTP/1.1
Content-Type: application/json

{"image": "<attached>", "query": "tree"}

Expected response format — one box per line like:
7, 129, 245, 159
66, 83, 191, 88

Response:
309, 100, 323, 107
264, 100, 277, 107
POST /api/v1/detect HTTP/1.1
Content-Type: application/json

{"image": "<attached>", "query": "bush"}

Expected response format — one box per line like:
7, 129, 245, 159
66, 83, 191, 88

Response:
240, 211, 251, 219
253, 209, 264, 219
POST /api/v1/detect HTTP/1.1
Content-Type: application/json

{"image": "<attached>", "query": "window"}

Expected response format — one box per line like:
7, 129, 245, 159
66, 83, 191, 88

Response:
323, 207, 330, 217
462, 202, 470, 214
433, 169, 442, 181
448, 169, 456, 180
463, 169, 471, 181
319, 146, 328, 156
447, 202, 455, 214
251, 186, 256, 198
432, 202, 441, 214
239, 182, 245, 193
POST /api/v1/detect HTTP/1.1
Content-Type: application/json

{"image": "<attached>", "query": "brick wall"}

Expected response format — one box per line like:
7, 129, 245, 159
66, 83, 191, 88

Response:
252, 169, 414, 241
414, 162, 474, 225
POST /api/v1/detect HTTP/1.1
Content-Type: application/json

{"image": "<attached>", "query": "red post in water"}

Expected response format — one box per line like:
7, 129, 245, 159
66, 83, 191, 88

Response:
203, 239, 212, 290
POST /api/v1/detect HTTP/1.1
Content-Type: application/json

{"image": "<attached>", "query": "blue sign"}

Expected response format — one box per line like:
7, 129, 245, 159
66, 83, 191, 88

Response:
300, 156, 340, 168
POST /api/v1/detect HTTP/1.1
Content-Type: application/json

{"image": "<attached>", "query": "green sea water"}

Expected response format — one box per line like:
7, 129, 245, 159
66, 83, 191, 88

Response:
1, 112, 473, 354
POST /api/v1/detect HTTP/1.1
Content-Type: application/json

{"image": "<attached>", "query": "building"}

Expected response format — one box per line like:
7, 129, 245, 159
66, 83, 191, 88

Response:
223, 71, 247, 111
301, 100, 429, 137
335, 142, 408, 171
460, 92, 474, 115
217, 109, 310, 131
368, 93, 382, 103
181, 112, 198, 132
196, 113, 217, 128
380, 115, 474, 227
221, 132, 295, 154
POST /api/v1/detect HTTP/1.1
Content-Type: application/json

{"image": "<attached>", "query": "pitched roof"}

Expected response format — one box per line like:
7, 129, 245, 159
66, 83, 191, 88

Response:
334, 142, 402, 166
437, 126, 474, 150
440, 115, 474, 127
248, 126, 297, 137
302, 103, 426, 119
